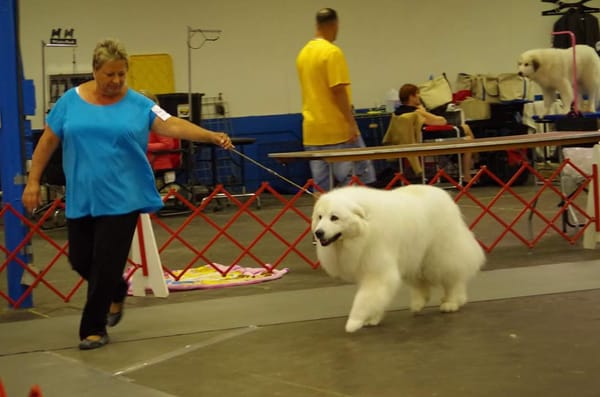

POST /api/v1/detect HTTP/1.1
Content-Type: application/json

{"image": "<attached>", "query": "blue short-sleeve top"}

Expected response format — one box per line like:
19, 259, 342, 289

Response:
46, 87, 165, 218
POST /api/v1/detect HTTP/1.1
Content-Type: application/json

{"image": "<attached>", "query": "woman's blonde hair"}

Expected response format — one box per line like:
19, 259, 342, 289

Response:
92, 39, 128, 70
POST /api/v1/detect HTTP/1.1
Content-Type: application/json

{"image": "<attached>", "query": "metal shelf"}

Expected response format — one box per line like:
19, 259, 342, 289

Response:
41, 40, 85, 114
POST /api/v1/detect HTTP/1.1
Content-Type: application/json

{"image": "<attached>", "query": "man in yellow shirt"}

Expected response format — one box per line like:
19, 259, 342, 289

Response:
296, 8, 375, 190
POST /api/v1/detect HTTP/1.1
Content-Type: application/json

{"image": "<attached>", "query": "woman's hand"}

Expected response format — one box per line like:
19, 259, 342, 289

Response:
22, 181, 42, 214
212, 132, 234, 149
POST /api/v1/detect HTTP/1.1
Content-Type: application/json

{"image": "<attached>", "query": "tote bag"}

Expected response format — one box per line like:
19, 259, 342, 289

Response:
498, 73, 528, 101
417, 75, 453, 110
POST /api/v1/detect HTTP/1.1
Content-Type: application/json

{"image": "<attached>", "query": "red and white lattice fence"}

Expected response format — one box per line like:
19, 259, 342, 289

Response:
1, 160, 597, 308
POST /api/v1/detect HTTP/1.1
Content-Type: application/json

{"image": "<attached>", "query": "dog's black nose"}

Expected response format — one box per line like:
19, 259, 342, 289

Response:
518, 71, 523, 77
315, 229, 324, 239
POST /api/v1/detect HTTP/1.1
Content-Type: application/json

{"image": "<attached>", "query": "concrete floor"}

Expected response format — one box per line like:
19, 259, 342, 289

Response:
1, 184, 600, 396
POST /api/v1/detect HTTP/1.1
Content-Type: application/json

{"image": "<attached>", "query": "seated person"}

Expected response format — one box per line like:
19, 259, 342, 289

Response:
396, 84, 475, 183
139, 90, 181, 171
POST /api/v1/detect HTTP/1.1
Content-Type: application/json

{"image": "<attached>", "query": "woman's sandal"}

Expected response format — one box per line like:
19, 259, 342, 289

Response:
79, 334, 109, 350
107, 302, 124, 327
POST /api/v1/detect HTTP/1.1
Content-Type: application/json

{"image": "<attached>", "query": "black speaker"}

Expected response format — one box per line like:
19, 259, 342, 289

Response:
467, 116, 531, 186
555, 117, 598, 132
156, 93, 204, 124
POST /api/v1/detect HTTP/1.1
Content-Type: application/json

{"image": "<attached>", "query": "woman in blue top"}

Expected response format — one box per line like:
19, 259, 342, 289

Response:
22, 39, 233, 350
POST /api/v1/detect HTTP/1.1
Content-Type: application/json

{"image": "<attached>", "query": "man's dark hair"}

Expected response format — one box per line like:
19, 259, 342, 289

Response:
316, 8, 338, 24
399, 84, 419, 104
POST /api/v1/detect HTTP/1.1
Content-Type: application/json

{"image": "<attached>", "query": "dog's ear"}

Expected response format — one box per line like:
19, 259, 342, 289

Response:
532, 57, 540, 72
350, 203, 366, 220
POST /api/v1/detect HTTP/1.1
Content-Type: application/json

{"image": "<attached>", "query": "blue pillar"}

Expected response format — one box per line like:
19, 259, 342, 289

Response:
0, 0, 34, 308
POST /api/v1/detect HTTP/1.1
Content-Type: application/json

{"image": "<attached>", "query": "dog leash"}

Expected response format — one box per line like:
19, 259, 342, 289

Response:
229, 148, 315, 197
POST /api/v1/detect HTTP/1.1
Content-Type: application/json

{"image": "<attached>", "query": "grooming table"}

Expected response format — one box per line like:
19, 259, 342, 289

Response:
270, 130, 600, 188
269, 131, 600, 163
269, 130, 600, 187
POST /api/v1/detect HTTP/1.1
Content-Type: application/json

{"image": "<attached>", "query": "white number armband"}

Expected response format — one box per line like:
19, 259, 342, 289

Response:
152, 104, 172, 121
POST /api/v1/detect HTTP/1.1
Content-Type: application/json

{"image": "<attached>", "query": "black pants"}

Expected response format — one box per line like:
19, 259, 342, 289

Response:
67, 211, 139, 340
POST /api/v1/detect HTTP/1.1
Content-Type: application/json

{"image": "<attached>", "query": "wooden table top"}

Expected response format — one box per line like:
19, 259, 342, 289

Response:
269, 131, 600, 163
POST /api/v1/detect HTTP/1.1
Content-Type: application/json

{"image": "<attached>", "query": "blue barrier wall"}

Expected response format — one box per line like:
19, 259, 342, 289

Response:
0, 0, 34, 307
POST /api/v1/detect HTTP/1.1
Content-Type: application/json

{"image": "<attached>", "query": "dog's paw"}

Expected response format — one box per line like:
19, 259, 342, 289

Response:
410, 301, 426, 313
345, 318, 364, 333
364, 312, 384, 327
439, 301, 460, 313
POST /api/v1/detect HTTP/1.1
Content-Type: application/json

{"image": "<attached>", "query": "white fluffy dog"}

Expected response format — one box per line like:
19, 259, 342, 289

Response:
517, 45, 600, 114
312, 185, 485, 333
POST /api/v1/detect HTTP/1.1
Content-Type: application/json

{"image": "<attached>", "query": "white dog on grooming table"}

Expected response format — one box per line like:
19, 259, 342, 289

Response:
518, 44, 600, 115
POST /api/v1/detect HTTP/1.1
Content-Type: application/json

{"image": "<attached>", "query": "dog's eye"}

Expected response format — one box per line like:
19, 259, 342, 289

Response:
524, 63, 529, 67
330, 215, 338, 221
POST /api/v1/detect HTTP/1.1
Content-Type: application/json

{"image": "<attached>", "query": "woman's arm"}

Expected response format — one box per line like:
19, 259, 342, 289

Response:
22, 127, 61, 213
151, 117, 233, 149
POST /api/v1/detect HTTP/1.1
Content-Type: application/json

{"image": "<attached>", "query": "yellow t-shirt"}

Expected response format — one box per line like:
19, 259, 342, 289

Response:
296, 38, 352, 146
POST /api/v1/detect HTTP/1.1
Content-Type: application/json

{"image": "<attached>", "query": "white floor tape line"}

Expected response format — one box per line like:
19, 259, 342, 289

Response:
249, 372, 352, 397
113, 325, 259, 376
0, 351, 178, 397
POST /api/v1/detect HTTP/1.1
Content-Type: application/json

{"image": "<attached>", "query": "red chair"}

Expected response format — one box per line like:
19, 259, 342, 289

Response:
147, 132, 183, 191
148, 132, 182, 170
147, 133, 194, 216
